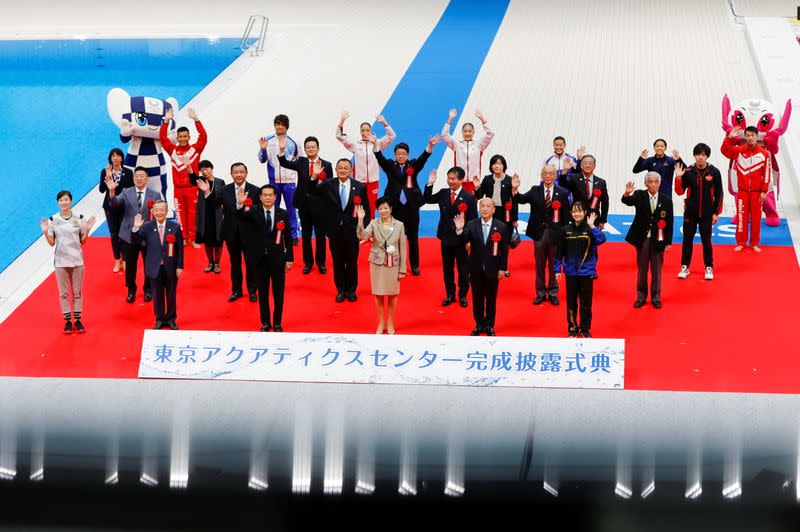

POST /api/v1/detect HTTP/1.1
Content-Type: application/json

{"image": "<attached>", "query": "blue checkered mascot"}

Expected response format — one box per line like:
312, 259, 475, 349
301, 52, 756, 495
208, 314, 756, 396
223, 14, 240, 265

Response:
107, 88, 178, 196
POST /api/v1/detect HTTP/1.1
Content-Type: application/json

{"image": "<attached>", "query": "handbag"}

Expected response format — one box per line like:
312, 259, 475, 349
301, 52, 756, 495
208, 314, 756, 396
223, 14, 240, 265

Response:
509, 226, 522, 249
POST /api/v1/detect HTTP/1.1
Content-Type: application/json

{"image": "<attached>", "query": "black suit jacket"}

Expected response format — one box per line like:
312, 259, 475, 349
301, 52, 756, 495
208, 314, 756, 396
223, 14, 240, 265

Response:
423, 185, 478, 245
312, 178, 371, 240
514, 184, 570, 241
459, 217, 509, 275
621, 190, 674, 250
237, 205, 295, 266
99, 167, 134, 210
375, 148, 431, 211
475, 174, 517, 223
221, 182, 260, 243
132, 220, 184, 279
560, 172, 609, 223
278, 155, 333, 211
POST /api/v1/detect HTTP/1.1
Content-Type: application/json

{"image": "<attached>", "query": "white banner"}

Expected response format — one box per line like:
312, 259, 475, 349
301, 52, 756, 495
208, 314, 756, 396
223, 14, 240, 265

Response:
139, 331, 624, 389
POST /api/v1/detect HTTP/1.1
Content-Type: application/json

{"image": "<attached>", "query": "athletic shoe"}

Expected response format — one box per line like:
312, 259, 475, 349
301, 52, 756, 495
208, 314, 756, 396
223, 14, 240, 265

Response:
677, 265, 690, 279
734, 245, 744, 252
704, 267, 714, 280
752, 245, 761, 253
63, 321, 73, 334
73, 319, 86, 333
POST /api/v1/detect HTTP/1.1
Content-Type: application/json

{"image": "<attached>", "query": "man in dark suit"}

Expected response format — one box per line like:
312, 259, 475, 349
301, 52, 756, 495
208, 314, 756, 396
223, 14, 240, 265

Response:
130, 200, 184, 329
105, 166, 163, 303
424, 167, 478, 307
455, 198, 509, 336
278, 136, 331, 275
237, 184, 294, 331
512, 165, 570, 305
373, 134, 440, 276
220, 162, 260, 302
311, 159, 371, 302
561, 154, 609, 229
621, 171, 674, 309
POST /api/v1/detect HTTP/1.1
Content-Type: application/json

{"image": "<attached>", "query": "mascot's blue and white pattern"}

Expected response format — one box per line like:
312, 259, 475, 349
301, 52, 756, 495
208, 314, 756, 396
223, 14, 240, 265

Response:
107, 88, 178, 196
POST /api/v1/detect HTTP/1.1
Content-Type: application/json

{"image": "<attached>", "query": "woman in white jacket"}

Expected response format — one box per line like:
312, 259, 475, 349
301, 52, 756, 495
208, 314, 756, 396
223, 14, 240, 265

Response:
441, 108, 494, 194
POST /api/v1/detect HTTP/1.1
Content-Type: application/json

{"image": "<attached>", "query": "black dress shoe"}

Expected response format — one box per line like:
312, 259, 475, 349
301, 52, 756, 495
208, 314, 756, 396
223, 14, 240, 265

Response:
260, 324, 271, 332
484, 327, 496, 336
548, 295, 559, 306
336, 292, 346, 303
249, 293, 258, 302
143, 292, 152, 303
318, 266, 327, 274
459, 297, 468, 307
533, 296, 545, 305
347, 292, 357, 302
652, 301, 662, 309
633, 300, 645, 308
302, 265, 312, 274
411, 267, 420, 276
568, 328, 578, 338
126, 293, 135, 304
203, 263, 213, 273
167, 321, 179, 330
442, 296, 455, 306
153, 321, 164, 330
273, 325, 283, 332
228, 293, 242, 302
470, 326, 483, 336
580, 330, 592, 338
213, 264, 221, 274
292, 238, 300, 246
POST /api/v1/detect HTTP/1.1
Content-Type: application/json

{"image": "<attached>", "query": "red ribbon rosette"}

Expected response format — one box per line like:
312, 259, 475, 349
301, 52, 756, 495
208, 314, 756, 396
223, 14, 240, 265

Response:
551, 200, 562, 223
275, 220, 285, 244
147, 199, 155, 220
590, 187, 602, 209
243, 197, 253, 213
352, 195, 361, 217
405, 166, 415, 188
457, 202, 467, 213
165, 233, 176, 257
656, 219, 667, 242
318, 171, 326, 181
504, 201, 513, 222
490, 230, 502, 256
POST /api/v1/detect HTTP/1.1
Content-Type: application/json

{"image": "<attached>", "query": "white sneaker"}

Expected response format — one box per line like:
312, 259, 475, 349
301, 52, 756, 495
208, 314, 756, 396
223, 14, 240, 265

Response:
752, 245, 761, 253
704, 267, 714, 280
677, 265, 690, 279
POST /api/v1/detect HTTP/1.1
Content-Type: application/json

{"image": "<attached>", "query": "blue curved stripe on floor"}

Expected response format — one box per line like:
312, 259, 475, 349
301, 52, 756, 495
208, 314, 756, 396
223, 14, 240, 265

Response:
370, 0, 510, 190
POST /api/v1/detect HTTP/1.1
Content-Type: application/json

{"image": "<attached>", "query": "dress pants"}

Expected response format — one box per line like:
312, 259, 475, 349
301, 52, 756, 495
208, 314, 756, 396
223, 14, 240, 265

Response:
441, 240, 469, 298
393, 206, 419, 269
254, 255, 285, 326
534, 229, 558, 297
330, 234, 359, 294
566, 275, 593, 332
104, 207, 123, 260
636, 238, 663, 303
225, 237, 256, 296
149, 265, 177, 322
681, 214, 713, 267
122, 240, 151, 295
470, 270, 499, 328
299, 206, 327, 268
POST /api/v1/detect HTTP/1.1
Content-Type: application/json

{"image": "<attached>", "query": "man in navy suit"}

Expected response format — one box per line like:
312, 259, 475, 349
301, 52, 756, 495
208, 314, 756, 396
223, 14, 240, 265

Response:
220, 162, 260, 302
278, 136, 331, 275
424, 167, 478, 307
105, 166, 163, 303
131, 200, 184, 329
512, 165, 570, 305
237, 184, 294, 331
311, 159, 371, 302
455, 198, 509, 336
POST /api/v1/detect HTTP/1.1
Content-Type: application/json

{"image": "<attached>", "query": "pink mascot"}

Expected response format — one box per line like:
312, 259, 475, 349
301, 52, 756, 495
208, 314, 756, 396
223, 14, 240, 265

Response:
721, 94, 791, 227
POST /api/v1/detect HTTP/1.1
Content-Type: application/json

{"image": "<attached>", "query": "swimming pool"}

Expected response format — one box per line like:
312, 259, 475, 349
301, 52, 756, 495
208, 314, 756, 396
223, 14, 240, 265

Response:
0, 38, 243, 272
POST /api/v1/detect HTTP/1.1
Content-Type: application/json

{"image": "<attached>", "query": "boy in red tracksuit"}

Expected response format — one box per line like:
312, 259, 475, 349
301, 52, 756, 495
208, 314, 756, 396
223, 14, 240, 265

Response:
160, 107, 208, 247
721, 126, 770, 252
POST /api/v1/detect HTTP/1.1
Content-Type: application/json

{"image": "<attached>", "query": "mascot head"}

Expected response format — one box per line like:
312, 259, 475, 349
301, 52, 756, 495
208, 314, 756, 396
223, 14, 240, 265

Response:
722, 94, 791, 152
107, 88, 179, 139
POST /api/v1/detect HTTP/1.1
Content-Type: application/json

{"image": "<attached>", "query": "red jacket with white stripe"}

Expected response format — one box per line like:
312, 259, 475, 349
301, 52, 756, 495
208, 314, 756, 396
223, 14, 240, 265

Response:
160, 121, 208, 188
720, 137, 770, 193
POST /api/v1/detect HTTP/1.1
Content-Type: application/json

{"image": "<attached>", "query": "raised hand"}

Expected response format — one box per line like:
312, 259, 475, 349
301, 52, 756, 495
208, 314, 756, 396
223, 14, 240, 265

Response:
311, 159, 323, 178
576, 145, 587, 159
428, 134, 441, 148
729, 125, 743, 138
132, 213, 144, 231
587, 212, 597, 227
164, 108, 175, 122
471, 175, 481, 189
103, 173, 118, 191
197, 179, 210, 193
366, 132, 378, 145
448, 108, 457, 122
85, 215, 97, 232
563, 157, 574, 171
187, 108, 199, 121
475, 108, 486, 123
339, 110, 350, 125
453, 212, 465, 232
356, 204, 366, 221
237, 187, 248, 205
375, 114, 388, 126
640, 149, 649, 159
427, 170, 437, 186
119, 118, 133, 135
674, 162, 685, 179
511, 173, 521, 191
672, 149, 681, 160
258, 137, 268, 151
625, 181, 635, 195
40, 217, 49, 234
104, 164, 113, 178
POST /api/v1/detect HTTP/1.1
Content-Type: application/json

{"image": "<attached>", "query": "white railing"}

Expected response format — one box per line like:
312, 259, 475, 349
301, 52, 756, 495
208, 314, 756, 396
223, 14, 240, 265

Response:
240, 15, 268, 56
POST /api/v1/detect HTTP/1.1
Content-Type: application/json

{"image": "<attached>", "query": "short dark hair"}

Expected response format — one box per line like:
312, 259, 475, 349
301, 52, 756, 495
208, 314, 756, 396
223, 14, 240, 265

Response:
360, 122, 371, 130
653, 138, 667, 148
304, 136, 319, 148
56, 190, 72, 201
198, 159, 214, 170
231, 162, 248, 172
177, 126, 190, 135
692, 143, 711, 157
151, 199, 168, 209
107, 147, 125, 164
134, 166, 148, 175
447, 166, 466, 180
580, 154, 596, 165
375, 196, 392, 210
260, 184, 277, 195
553, 136, 566, 144
462, 122, 474, 131
571, 200, 586, 212
336, 158, 352, 167
744, 126, 759, 135
274, 114, 289, 128
489, 154, 507, 173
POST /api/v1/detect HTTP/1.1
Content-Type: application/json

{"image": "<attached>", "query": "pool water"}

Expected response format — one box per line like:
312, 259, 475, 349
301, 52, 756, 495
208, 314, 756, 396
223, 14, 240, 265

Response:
0, 38, 243, 272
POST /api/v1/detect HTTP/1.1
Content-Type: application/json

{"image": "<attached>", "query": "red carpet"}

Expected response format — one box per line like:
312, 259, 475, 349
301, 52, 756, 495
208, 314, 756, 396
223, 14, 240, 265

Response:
0, 237, 798, 393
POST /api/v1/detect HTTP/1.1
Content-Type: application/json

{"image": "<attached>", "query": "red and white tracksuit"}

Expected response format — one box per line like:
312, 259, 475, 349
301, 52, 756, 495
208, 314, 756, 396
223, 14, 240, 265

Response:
160, 121, 208, 241
336, 125, 395, 214
721, 137, 770, 246
441, 121, 494, 194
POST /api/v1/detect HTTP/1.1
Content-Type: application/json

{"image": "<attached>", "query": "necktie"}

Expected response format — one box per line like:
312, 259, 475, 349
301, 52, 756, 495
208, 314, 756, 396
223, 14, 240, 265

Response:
266, 209, 272, 232
545, 188, 551, 207
340, 183, 347, 210
309, 161, 314, 176
399, 164, 407, 205
586, 179, 591, 198
158, 224, 164, 244
650, 195, 656, 213
483, 223, 489, 244
137, 191, 143, 209
450, 191, 456, 204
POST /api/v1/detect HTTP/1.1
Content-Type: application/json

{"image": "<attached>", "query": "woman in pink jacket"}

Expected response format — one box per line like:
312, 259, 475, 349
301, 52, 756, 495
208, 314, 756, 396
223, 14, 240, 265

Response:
441, 108, 494, 194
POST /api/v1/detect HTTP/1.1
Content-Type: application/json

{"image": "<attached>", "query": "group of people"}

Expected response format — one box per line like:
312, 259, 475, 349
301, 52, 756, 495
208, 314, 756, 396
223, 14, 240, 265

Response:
43, 105, 772, 337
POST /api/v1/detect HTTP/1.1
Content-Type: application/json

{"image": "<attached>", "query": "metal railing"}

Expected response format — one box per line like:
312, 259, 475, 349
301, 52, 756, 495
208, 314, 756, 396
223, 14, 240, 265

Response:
240, 15, 268, 55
